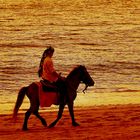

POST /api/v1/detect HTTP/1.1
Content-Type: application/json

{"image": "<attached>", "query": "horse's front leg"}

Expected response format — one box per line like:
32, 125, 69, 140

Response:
48, 103, 65, 128
68, 101, 80, 126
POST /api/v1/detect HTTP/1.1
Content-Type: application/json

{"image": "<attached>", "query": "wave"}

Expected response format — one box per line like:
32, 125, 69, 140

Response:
92, 60, 140, 76
0, 0, 139, 9
0, 43, 46, 48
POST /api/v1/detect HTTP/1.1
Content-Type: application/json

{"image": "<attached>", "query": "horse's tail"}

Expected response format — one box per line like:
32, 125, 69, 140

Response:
13, 86, 28, 120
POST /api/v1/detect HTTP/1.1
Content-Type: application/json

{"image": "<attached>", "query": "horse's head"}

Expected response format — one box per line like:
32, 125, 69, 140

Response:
78, 65, 94, 87
67, 65, 94, 93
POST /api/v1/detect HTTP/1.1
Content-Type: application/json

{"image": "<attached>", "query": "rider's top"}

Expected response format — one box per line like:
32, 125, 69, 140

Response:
42, 56, 58, 82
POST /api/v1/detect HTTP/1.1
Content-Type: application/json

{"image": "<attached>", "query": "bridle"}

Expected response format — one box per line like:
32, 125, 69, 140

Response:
82, 84, 88, 94
79, 66, 91, 94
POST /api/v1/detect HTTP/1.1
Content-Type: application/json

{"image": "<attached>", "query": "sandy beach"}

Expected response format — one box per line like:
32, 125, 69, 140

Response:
0, 0, 140, 139
0, 105, 140, 140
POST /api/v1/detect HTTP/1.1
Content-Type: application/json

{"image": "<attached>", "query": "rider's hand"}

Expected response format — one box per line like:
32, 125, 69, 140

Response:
58, 73, 65, 80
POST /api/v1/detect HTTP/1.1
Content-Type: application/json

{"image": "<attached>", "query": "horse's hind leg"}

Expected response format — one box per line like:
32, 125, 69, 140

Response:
33, 111, 47, 127
32, 96, 47, 127
22, 108, 32, 131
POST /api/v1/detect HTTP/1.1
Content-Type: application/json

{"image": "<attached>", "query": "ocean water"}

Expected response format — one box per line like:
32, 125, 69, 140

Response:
0, 0, 140, 114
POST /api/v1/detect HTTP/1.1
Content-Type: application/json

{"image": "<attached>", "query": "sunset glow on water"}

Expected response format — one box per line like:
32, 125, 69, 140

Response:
0, 0, 140, 114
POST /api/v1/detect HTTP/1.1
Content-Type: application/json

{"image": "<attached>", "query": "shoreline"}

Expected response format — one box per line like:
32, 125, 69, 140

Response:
1, 91, 140, 116
0, 104, 140, 140
1, 103, 140, 115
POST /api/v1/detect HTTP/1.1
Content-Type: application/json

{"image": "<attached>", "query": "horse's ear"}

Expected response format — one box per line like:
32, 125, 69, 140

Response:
81, 65, 86, 68
79, 65, 84, 68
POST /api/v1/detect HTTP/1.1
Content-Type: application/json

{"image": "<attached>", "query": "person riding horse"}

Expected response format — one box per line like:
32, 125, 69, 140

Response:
13, 46, 94, 130
38, 46, 67, 104
13, 65, 94, 130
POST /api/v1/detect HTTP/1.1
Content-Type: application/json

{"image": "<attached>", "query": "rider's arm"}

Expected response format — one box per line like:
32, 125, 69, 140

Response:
45, 58, 60, 79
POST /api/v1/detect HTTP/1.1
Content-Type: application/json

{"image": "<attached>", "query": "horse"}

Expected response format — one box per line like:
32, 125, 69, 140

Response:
13, 65, 94, 130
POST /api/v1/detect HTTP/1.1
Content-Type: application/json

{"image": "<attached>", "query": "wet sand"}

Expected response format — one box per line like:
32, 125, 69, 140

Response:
0, 105, 140, 140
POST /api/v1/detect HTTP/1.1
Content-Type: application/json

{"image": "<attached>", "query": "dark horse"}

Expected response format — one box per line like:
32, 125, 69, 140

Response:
13, 65, 94, 130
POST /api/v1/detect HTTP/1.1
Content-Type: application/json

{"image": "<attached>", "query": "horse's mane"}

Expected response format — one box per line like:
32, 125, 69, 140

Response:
67, 65, 84, 79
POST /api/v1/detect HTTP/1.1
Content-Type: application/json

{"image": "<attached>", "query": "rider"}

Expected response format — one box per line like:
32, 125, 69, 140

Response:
38, 46, 67, 104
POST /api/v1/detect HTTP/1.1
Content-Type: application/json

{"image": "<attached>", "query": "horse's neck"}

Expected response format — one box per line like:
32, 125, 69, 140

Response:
67, 75, 80, 93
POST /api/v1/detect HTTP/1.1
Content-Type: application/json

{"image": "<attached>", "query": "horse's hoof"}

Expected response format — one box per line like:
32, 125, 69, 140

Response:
48, 123, 56, 128
22, 127, 29, 131
42, 120, 47, 127
48, 124, 54, 128
72, 122, 80, 127
43, 123, 47, 127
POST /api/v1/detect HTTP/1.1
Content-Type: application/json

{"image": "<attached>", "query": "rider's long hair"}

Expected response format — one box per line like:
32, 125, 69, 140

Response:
38, 46, 54, 77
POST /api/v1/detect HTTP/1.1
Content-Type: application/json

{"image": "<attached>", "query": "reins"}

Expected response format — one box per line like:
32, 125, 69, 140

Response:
82, 84, 88, 94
